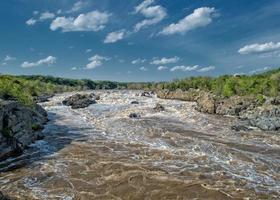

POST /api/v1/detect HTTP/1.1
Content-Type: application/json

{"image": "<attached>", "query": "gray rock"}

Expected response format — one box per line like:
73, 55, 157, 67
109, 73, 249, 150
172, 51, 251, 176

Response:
196, 92, 216, 114
154, 103, 165, 112
129, 113, 141, 119
216, 96, 257, 116
247, 106, 280, 131
141, 91, 153, 98
131, 101, 139, 104
0, 191, 10, 200
0, 101, 47, 162
62, 93, 97, 109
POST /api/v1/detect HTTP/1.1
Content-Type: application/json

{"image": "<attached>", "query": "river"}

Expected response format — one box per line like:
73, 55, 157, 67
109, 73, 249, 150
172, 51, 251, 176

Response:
0, 90, 279, 199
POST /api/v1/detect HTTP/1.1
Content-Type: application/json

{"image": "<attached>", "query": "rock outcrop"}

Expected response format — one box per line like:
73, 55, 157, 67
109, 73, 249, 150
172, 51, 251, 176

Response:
195, 92, 216, 114
34, 94, 54, 103
156, 89, 200, 102
154, 103, 165, 112
0, 100, 48, 162
62, 93, 98, 109
156, 89, 280, 131
129, 113, 141, 119
140, 91, 154, 98
241, 105, 280, 131
215, 96, 258, 116
0, 191, 10, 200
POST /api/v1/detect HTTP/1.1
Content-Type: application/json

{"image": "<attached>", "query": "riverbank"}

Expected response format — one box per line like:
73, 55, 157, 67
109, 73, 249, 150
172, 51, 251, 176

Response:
156, 89, 280, 131
0, 100, 48, 170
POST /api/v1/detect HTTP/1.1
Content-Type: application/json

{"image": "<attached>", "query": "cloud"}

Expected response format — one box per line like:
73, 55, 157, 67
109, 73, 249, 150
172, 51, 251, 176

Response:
170, 65, 198, 72
134, 0, 167, 32
21, 56, 57, 68
4, 55, 16, 62
104, 30, 126, 43
39, 11, 55, 21
68, 1, 88, 13
160, 7, 217, 35
238, 42, 280, 55
85, 55, 109, 69
85, 49, 92, 53
50, 11, 110, 32
33, 11, 39, 15
197, 66, 215, 72
26, 18, 37, 26
249, 66, 270, 74
71, 67, 78, 71
132, 58, 146, 64
157, 66, 168, 71
151, 56, 180, 65
139, 66, 148, 71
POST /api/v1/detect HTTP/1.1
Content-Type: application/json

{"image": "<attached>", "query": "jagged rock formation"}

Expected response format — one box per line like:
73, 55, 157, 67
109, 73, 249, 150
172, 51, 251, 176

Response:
62, 93, 99, 109
0, 100, 48, 162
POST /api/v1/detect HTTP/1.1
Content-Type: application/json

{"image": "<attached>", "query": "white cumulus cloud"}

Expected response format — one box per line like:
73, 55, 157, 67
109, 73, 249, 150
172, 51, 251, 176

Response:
50, 11, 110, 32
160, 7, 217, 35
157, 66, 168, 71
21, 56, 57, 68
139, 66, 148, 71
39, 11, 55, 21
85, 49, 92, 53
197, 66, 215, 72
238, 42, 280, 55
85, 55, 109, 69
4, 55, 16, 62
170, 65, 198, 72
26, 18, 37, 26
151, 56, 180, 65
132, 58, 146, 64
134, 0, 167, 32
104, 30, 126, 43
68, 1, 88, 13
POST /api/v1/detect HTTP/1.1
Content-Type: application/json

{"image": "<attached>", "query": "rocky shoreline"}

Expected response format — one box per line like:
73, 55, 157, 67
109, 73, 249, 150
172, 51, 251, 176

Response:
156, 89, 280, 131
0, 100, 48, 167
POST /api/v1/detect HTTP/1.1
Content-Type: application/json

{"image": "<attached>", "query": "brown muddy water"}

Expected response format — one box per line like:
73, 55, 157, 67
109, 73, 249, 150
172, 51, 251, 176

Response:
0, 90, 280, 199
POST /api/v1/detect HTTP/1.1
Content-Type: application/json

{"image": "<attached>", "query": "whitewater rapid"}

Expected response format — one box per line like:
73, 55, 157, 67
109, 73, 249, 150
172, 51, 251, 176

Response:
0, 90, 279, 199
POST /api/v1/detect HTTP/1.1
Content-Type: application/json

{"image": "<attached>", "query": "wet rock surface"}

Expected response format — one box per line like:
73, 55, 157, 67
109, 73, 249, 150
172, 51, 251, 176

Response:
33, 94, 54, 103
62, 93, 98, 109
153, 103, 165, 112
129, 113, 141, 119
157, 89, 280, 131
0, 100, 48, 168
0, 191, 10, 200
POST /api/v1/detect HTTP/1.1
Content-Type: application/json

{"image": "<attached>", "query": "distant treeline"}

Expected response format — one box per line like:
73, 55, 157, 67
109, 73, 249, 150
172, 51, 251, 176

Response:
127, 68, 280, 97
0, 68, 279, 105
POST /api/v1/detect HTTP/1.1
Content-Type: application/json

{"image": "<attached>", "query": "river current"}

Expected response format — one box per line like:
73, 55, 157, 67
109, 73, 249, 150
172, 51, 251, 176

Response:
0, 90, 279, 199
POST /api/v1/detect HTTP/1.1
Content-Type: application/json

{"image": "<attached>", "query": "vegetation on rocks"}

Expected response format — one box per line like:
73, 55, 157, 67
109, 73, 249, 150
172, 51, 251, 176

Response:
137, 68, 280, 98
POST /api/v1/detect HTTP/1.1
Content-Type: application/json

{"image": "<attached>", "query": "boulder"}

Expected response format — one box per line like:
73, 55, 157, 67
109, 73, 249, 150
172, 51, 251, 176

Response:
129, 113, 141, 119
0, 191, 10, 200
131, 101, 139, 105
0, 101, 48, 162
196, 92, 216, 114
216, 96, 257, 116
246, 105, 280, 131
154, 103, 165, 112
231, 125, 252, 132
141, 91, 153, 98
62, 93, 97, 109
33, 94, 54, 103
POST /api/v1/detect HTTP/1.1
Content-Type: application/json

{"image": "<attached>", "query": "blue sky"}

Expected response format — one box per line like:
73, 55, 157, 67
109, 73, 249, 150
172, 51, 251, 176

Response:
0, 0, 280, 81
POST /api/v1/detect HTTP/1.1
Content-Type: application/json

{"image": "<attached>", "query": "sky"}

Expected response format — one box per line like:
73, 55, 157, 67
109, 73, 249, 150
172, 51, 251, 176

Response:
0, 0, 280, 82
